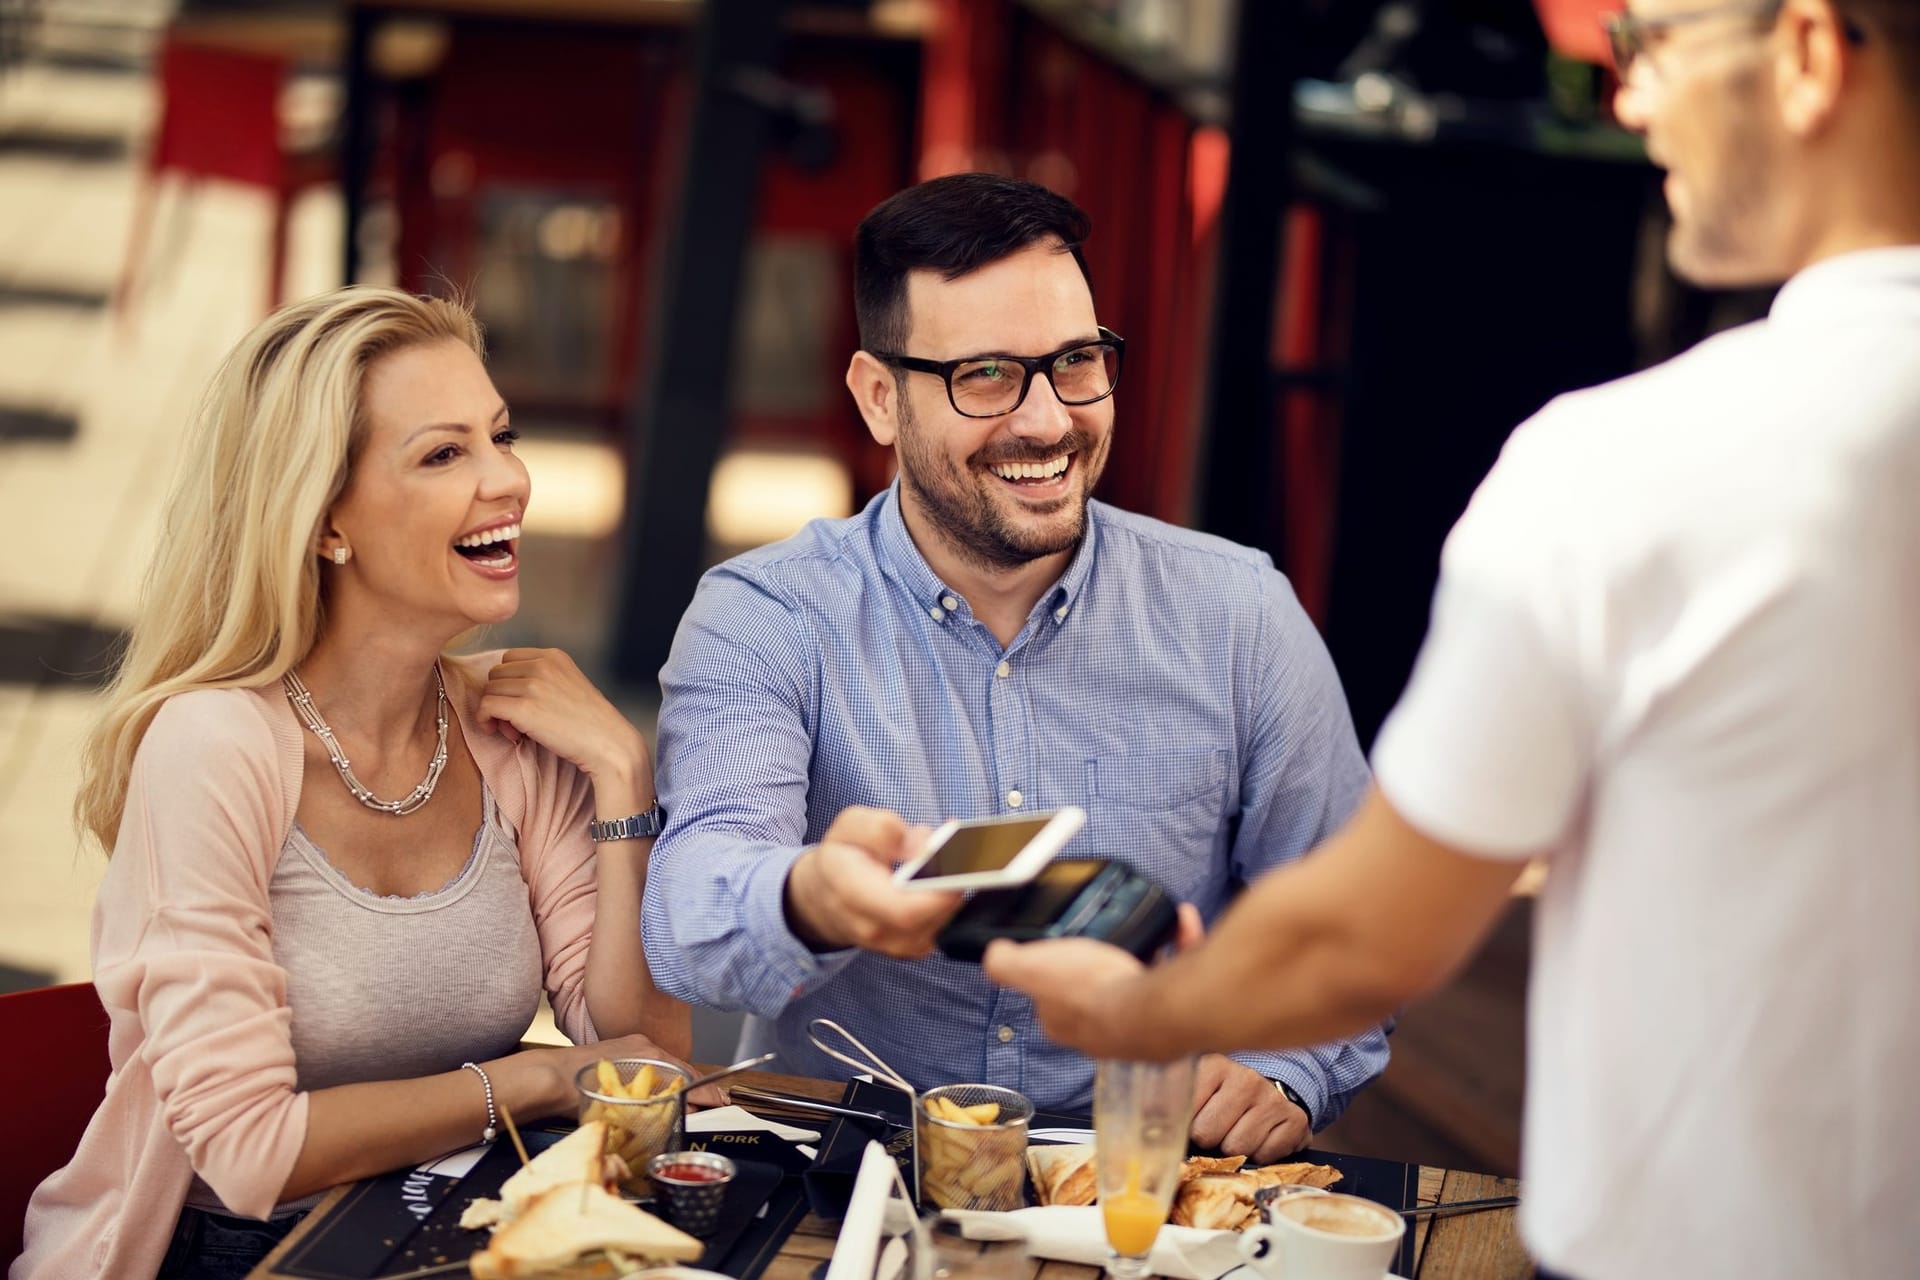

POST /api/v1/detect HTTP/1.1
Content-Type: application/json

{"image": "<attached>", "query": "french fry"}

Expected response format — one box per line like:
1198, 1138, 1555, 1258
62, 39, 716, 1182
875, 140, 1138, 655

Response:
917, 1091, 1025, 1212
579, 1059, 686, 1192
925, 1096, 1003, 1126
629, 1064, 659, 1099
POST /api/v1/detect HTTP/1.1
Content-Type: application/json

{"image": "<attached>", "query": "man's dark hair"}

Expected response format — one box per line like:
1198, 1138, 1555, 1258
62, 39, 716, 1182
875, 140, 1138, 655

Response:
1834, 0, 1920, 112
853, 173, 1094, 354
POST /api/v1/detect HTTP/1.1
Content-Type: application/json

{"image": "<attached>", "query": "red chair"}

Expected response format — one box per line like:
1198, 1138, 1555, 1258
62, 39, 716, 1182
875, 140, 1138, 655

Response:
0, 982, 111, 1264
117, 30, 335, 317
1532, 0, 1618, 66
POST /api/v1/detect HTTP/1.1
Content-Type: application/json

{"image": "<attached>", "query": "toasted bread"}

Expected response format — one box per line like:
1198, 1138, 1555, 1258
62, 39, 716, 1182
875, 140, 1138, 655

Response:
1245, 1161, 1343, 1191
1177, 1154, 1248, 1183
468, 1182, 701, 1278
1169, 1158, 1340, 1231
1170, 1174, 1257, 1231
1024, 1142, 1341, 1230
1024, 1143, 1097, 1207
496, 1122, 610, 1215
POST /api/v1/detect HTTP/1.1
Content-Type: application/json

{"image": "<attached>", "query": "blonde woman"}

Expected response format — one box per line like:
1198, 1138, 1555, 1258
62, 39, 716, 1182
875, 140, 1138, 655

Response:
15, 287, 701, 1280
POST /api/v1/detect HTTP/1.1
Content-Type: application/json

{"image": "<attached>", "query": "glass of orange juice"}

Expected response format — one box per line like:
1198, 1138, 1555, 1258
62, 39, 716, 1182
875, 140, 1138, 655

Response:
1093, 1056, 1197, 1279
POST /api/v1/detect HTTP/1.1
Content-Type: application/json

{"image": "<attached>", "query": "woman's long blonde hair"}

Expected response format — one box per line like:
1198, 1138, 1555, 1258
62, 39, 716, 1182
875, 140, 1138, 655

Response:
76, 286, 483, 852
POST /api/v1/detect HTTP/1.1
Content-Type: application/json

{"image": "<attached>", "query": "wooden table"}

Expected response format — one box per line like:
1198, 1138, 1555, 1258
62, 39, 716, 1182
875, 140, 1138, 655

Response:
254, 1070, 1532, 1279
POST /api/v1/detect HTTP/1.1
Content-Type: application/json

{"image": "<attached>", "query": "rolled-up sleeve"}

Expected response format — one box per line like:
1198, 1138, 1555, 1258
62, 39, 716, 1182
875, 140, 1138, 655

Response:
509, 740, 602, 1044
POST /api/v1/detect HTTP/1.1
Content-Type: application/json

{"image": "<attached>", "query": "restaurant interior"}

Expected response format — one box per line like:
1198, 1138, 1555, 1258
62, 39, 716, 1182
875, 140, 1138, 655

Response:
0, 0, 1786, 1274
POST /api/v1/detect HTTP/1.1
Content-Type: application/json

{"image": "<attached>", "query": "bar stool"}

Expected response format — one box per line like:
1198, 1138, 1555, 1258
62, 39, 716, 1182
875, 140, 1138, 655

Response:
116, 21, 338, 317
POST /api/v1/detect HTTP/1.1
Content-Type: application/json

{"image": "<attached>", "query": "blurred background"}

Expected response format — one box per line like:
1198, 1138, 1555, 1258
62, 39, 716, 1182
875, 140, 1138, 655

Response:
0, 0, 1773, 1179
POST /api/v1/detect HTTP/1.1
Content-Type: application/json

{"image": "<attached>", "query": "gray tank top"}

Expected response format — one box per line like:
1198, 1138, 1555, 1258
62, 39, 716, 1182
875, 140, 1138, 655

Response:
186, 784, 544, 1215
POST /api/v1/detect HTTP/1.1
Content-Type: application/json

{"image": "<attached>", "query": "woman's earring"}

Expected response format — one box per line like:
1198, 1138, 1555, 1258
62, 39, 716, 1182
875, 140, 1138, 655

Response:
333, 547, 349, 566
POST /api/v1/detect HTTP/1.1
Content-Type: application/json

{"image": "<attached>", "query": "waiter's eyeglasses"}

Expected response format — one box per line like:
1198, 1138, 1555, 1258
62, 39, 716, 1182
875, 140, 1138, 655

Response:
1604, 0, 1782, 77
1603, 0, 1865, 80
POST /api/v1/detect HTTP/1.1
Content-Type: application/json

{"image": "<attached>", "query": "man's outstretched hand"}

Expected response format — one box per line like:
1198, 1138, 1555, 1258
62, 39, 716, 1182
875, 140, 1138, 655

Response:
784, 806, 964, 957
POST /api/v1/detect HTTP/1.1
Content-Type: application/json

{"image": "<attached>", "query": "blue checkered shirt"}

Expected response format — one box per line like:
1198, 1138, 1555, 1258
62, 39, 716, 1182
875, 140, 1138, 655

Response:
643, 484, 1387, 1122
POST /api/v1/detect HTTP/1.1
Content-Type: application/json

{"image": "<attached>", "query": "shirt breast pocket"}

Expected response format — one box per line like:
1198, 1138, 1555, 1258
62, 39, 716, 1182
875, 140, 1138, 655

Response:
1082, 750, 1231, 875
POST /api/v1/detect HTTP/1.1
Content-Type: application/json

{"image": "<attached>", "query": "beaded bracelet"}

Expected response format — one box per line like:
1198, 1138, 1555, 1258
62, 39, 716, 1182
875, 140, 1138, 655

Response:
461, 1061, 499, 1143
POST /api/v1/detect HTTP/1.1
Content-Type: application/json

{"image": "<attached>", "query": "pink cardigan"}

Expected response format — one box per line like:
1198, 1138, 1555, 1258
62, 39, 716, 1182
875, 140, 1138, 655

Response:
14, 653, 606, 1280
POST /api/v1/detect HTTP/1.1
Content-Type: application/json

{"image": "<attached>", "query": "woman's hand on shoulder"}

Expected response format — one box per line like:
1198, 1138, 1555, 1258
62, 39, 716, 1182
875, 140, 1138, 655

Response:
475, 648, 650, 787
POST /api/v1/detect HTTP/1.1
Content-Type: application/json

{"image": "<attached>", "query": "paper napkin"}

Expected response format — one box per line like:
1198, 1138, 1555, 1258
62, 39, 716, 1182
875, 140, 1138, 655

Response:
686, 1103, 822, 1145
946, 1205, 1242, 1280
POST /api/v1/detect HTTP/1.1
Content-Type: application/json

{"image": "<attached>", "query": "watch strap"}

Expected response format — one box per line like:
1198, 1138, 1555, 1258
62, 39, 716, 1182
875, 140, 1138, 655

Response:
588, 804, 664, 842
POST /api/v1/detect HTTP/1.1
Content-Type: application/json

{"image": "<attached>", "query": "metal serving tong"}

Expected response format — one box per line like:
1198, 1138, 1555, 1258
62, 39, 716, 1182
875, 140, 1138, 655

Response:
729, 1087, 901, 1128
681, 1050, 778, 1095
805, 1017, 924, 1203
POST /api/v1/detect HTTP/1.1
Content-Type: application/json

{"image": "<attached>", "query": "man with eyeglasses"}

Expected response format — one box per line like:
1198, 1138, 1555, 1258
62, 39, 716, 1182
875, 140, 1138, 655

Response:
988, 1, 1920, 1276
641, 173, 1388, 1150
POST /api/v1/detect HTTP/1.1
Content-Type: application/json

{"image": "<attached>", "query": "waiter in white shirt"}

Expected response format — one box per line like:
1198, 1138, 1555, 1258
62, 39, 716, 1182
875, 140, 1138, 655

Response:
984, 2, 1920, 1277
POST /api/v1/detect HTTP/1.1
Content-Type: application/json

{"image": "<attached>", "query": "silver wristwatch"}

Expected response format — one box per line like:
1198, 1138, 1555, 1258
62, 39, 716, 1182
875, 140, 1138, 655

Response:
588, 804, 665, 842
1272, 1077, 1314, 1130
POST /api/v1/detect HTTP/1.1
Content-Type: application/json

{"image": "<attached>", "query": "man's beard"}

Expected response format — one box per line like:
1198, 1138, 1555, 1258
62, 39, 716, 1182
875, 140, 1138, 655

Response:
894, 389, 1105, 572
1668, 64, 1783, 287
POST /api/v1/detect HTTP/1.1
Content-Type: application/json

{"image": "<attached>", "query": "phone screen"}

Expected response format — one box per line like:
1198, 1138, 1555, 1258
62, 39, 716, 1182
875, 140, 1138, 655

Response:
909, 815, 1058, 881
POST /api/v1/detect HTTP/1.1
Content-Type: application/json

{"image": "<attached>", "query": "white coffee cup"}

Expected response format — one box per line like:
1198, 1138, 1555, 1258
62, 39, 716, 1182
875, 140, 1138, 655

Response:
1238, 1190, 1406, 1280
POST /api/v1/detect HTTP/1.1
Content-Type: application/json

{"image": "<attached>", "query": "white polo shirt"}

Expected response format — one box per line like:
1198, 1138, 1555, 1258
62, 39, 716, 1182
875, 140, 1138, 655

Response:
1372, 247, 1920, 1279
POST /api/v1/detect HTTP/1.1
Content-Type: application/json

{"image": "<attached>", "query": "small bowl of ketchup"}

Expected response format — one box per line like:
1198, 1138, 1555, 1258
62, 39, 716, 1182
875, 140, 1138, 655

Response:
646, 1151, 737, 1236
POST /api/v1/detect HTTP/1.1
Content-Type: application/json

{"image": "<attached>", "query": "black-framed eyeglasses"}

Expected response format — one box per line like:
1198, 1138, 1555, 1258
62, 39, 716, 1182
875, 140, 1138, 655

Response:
1603, 0, 1785, 78
872, 328, 1126, 419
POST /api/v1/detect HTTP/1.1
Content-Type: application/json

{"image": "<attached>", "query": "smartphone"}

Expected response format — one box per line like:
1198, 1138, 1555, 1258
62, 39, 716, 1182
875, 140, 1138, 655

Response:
892, 806, 1086, 892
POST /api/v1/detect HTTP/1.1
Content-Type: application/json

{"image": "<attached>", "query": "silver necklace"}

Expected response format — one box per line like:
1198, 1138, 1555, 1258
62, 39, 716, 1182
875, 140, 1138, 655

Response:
282, 665, 448, 816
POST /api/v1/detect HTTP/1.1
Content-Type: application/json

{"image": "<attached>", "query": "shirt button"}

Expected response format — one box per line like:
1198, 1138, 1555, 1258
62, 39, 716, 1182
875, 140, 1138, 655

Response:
995, 661, 1011, 679
1007, 789, 1024, 808
997, 1025, 1015, 1044
929, 606, 945, 621
1054, 605, 1069, 622
941, 595, 959, 611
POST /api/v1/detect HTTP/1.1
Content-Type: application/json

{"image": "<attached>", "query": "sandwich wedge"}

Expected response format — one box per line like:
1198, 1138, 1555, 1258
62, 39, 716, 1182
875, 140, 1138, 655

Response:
1024, 1143, 1097, 1207
1170, 1174, 1258, 1231
1023, 1142, 1343, 1231
468, 1181, 702, 1278
495, 1122, 615, 1215
462, 1120, 634, 1232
